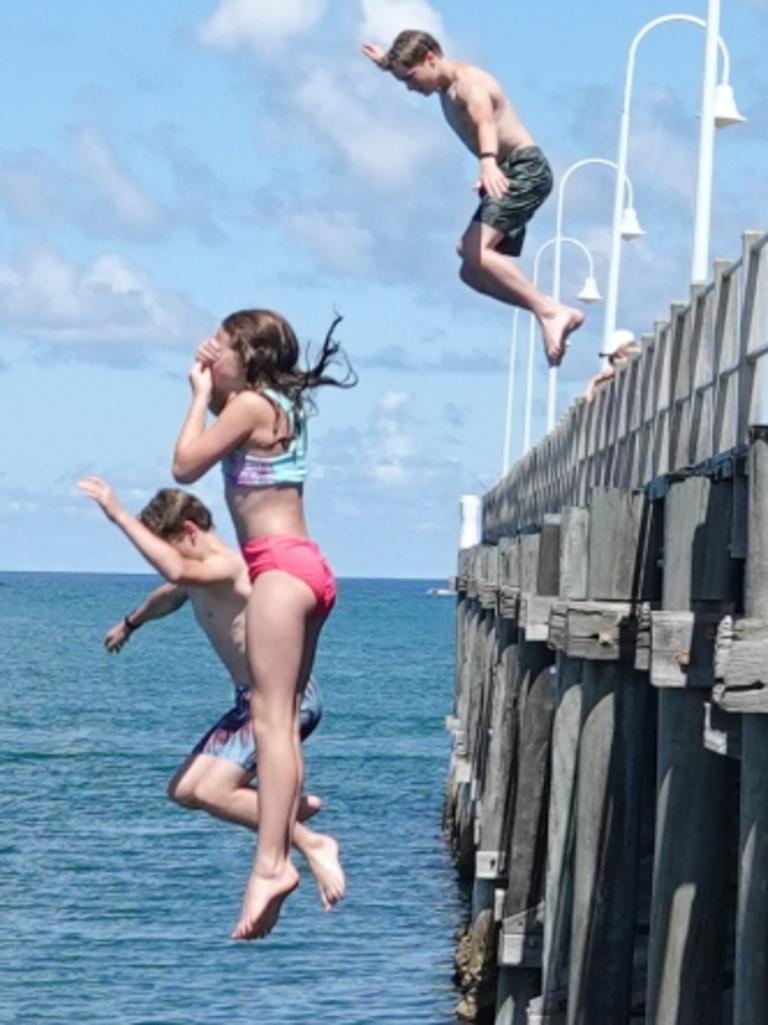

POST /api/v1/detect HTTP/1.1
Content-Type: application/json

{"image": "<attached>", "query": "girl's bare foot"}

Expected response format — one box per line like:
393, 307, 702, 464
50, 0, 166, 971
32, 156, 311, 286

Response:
302, 834, 345, 911
541, 306, 585, 366
231, 860, 300, 941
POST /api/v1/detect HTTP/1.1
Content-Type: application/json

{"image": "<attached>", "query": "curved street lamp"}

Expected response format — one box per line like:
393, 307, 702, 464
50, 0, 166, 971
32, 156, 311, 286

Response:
522, 236, 601, 456
548, 157, 645, 431
603, 12, 745, 351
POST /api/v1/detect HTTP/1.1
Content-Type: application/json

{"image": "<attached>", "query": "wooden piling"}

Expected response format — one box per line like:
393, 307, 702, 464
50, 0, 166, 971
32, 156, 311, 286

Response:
733, 426, 768, 1025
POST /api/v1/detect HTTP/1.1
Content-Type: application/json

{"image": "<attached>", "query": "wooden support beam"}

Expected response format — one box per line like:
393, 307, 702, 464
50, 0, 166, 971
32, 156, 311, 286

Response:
477, 618, 520, 880
733, 424, 768, 1025
704, 700, 742, 759
651, 609, 731, 688
548, 600, 639, 661
645, 474, 736, 1025
713, 615, 768, 711
502, 657, 556, 965
541, 658, 583, 1020
566, 661, 650, 1025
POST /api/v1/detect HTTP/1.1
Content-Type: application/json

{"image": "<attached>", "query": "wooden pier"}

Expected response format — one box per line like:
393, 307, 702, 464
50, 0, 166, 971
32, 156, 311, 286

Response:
444, 230, 768, 1025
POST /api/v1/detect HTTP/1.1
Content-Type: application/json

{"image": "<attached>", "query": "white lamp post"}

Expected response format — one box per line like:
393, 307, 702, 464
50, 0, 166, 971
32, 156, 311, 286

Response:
548, 157, 645, 432
523, 236, 601, 454
501, 308, 522, 476
603, 13, 744, 351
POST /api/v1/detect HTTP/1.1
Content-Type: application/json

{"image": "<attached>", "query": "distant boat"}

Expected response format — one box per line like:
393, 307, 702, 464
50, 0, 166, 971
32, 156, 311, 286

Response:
426, 586, 455, 596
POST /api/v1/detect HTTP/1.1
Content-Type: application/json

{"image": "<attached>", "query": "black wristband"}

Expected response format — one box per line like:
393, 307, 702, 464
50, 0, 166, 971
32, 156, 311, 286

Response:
124, 614, 139, 633
480, 151, 498, 160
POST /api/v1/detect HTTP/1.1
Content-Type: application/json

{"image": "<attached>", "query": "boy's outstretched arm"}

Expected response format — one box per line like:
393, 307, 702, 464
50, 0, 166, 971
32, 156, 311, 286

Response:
463, 84, 510, 199
77, 476, 232, 585
104, 582, 188, 653
361, 43, 388, 68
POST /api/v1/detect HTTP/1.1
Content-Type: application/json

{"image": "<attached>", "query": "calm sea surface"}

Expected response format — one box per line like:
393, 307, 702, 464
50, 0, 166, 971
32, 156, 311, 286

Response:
0, 573, 462, 1025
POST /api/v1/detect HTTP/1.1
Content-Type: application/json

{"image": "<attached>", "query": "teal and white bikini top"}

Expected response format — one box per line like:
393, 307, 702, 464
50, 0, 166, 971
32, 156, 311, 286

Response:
221, 388, 307, 488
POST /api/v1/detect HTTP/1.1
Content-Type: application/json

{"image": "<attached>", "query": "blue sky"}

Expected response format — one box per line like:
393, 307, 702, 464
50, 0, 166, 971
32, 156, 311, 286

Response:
2, 0, 766, 577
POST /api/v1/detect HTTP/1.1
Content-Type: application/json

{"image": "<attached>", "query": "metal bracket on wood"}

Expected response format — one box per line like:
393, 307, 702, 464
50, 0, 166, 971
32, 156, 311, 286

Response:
704, 701, 742, 758
713, 615, 768, 712
498, 905, 544, 967
475, 849, 507, 881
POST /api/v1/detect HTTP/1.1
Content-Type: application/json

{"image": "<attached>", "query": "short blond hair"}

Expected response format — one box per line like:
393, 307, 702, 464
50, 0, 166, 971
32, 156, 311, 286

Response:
383, 30, 442, 75
139, 489, 213, 539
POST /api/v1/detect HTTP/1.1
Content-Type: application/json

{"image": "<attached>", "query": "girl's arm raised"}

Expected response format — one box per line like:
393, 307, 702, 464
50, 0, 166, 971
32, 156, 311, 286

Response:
172, 362, 259, 484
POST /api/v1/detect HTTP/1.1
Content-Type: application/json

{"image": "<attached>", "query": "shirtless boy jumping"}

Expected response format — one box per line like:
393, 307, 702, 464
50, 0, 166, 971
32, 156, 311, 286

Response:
362, 30, 583, 366
78, 478, 345, 920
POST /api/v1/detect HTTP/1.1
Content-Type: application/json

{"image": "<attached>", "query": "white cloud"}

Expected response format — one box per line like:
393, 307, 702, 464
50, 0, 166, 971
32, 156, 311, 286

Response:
71, 126, 167, 237
292, 65, 442, 189
285, 208, 376, 275
358, 0, 446, 47
0, 247, 209, 349
377, 389, 410, 414
198, 0, 328, 54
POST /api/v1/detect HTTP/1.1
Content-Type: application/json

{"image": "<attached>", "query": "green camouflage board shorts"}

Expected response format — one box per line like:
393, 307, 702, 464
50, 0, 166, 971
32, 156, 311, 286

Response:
472, 145, 553, 256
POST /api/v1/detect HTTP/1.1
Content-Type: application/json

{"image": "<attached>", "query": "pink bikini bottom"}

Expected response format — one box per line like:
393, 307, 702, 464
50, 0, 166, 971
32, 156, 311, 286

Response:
241, 535, 336, 618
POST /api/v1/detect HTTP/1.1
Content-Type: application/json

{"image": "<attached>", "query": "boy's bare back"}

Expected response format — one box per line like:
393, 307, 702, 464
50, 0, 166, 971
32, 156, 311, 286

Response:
185, 552, 251, 686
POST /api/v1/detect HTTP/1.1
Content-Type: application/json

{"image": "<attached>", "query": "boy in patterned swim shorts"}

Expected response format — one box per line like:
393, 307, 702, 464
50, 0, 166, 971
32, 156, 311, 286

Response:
78, 477, 344, 913
362, 30, 584, 367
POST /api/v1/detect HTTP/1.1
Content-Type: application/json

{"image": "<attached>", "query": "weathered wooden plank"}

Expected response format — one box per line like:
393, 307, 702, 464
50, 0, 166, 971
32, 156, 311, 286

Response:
548, 600, 639, 662
645, 475, 736, 1025
587, 488, 654, 601
734, 424, 768, 1025
520, 596, 556, 642
538, 515, 561, 596
520, 534, 541, 597
650, 608, 731, 688
541, 657, 583, 1020
713, 615, 768, 712
559, 508, 588, 601
503, 654, 556, 931
703, 701, 742, 759
477, 619, 520, 879
565, 660, 651, 1025
664, 474, 738, 602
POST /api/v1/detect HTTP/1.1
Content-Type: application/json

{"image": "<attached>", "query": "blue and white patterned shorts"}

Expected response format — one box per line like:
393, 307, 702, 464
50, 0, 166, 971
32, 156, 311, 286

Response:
191, 677, 322, 774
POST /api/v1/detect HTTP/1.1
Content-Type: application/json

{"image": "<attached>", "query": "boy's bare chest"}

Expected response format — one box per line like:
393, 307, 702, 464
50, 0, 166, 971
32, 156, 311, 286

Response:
439, 93, 476, 149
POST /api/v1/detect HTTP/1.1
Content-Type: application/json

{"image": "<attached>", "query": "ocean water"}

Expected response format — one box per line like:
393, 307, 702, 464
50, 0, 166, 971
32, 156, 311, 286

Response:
0, 573, 462, 1025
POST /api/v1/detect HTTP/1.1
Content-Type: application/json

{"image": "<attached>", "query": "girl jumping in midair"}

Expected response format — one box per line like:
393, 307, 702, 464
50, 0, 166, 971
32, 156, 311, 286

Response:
173, 310, 355, 940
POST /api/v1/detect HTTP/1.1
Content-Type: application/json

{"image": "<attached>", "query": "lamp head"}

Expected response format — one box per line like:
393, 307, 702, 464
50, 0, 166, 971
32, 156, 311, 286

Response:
620, 206, 646, 240
577, 275, 602, 304
714, 83, 746, 128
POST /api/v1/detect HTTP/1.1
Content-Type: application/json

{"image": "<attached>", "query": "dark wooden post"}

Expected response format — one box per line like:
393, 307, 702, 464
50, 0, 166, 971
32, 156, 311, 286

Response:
645, 475, 736, 1025
733, 426, 768, 1025
565, 488, 653, 1025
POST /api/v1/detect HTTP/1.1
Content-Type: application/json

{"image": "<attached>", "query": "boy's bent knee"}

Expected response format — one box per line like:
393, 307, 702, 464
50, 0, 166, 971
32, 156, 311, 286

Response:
459, 260, 476, 286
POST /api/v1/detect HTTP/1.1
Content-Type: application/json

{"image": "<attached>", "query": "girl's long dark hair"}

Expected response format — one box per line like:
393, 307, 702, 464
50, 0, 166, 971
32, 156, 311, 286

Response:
221, 309, 357, 412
